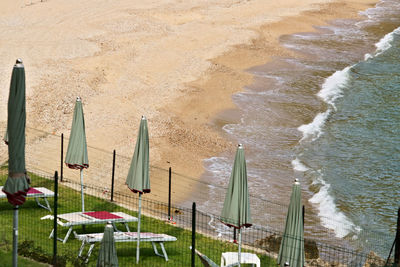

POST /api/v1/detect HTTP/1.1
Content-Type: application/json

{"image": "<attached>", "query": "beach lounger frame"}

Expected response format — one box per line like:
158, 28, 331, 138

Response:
0, 186, 54, 211
41, 211, 138, 243
74, 231, 177, 262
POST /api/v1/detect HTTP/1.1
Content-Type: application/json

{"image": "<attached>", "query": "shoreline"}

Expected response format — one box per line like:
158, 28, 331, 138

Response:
0, 0, 379, 207
175, 0, 379, 205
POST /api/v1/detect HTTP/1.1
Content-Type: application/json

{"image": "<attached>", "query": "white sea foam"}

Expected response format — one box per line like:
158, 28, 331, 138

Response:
298, 64, 352, 143
375, 28, 398, 52
298, 65, 356, 236
309, 177, 355, 238
291, 158, 309, 172
203, 156, 230, 178
317, 66, 351, 109
298, 111, 330, 142
365, 26, 400, 60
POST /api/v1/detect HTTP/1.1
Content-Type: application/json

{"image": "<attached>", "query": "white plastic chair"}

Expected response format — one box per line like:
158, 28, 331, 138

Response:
221, 252, 260, 267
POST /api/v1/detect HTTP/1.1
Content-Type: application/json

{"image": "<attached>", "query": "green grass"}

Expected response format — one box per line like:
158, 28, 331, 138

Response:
0, 249, 49, 267
0, 171, 275, 266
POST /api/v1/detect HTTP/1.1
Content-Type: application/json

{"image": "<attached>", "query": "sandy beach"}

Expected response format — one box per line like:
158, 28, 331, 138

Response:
0, 0, 377, 205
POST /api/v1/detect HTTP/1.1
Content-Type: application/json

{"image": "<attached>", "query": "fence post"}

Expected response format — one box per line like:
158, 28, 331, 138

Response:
395, 207, 400, 266
60, 134, 63, 182
111, 150, 116, 202
168, 167, 172, 220
53, 171, 58, 265
192, 202, 196, 267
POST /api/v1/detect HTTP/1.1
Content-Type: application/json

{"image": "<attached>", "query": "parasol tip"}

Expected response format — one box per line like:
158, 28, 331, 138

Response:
294, 178, 300, 184
76, 96, 81, 102
238, 143, 243, 149
15, 58, 24, 68
106, 221, 113, 227
141, 115, 146, 120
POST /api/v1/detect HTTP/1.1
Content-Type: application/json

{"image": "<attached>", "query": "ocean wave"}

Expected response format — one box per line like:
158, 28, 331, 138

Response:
298, 64, 357, 237
297, 65, 351, 142
291, 157, 309, 172
309, 175, 356, 238
298, 110, 330, 142
317, 66, 351, 109
365, 26, 400, 60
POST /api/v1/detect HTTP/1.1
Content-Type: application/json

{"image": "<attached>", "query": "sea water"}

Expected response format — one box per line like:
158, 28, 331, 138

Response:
197, 0, 400, 256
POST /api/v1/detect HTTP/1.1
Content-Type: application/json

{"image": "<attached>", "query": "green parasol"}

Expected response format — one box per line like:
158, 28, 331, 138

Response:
126, 116, 150, 264
221, 144, 252, 266
277, 179, 305, 267
65, 97, 89, 212
2, 59, 30, 267
96, 223, 119, 267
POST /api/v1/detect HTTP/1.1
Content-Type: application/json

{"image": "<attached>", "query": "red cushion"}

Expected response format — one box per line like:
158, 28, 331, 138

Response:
27, 188, 42, 194
83, 211, 122, 220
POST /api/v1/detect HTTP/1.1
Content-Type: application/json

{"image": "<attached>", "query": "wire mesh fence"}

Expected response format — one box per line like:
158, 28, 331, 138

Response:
0, 126, 396, 266
0, 169, 394, 266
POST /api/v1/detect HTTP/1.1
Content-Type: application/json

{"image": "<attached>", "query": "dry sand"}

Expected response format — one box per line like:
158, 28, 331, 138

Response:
0, 0, 377, 205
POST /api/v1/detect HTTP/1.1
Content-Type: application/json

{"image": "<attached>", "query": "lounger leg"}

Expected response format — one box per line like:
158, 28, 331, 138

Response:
78, 240, 86, 257
111, 222, 130, 232
151, 242, 168, 261
63, 227, 73, 243
49, 228, 54, 239
124, 222, 130, 232
35, 197, 52, 212
49, 227, 72, 243
111, 222, 119, 232
86, 244, 95, 263
43, 197, 51, 212
159, 242, 169, 261
151, 241, 159, 256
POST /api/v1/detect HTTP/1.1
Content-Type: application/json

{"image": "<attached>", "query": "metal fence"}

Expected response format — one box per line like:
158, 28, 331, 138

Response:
0, 126, 397, 266
0, 170, 394, 266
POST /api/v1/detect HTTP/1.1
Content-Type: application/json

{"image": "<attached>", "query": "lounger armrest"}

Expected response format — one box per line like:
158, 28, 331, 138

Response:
40, 215, 68, 227
73, 231, 79, 239
40, 215, 52, 220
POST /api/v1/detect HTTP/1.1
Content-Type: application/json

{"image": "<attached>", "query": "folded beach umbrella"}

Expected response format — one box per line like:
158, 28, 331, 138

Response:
277, 179, 305, 267
96, 223, 119, 267
126, 116, 149, 264
4, 130, 8, 144
2, 59, 31, 267
65, 97, 89, 212
221, 144, 252, 266
2, 59, 30, 204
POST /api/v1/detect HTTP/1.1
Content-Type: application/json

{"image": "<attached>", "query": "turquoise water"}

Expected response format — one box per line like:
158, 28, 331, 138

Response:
299, 25, 400, 251
199, 0, 400, 256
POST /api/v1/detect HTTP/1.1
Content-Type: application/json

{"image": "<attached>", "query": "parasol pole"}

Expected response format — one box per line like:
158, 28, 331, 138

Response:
136, 193, 142, 264
238, 228, 242, 266
12, 205, 18, 267
80, 169, 84, 212
238, 144, 242, 267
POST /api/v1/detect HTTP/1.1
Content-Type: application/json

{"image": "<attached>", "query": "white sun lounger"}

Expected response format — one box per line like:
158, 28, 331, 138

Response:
74, 231, 177, 262
41, 211, 138, 243
0, 186, 54, 211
